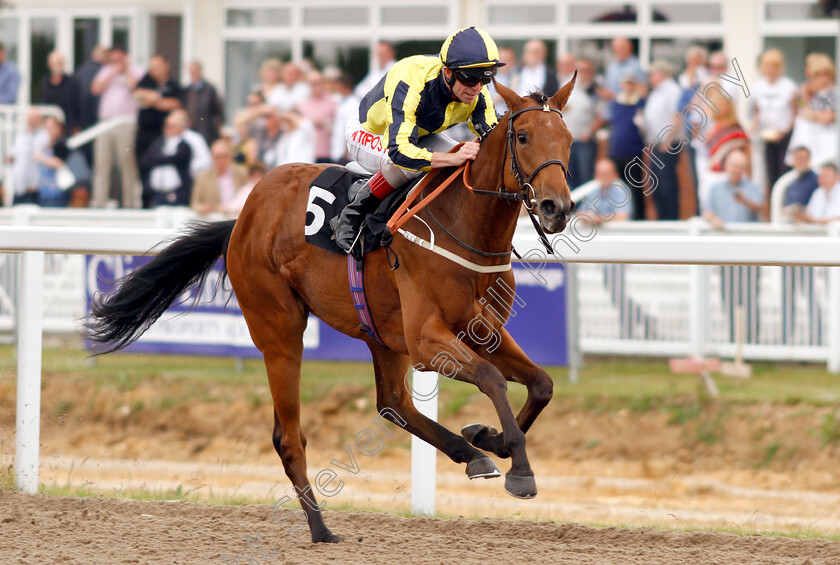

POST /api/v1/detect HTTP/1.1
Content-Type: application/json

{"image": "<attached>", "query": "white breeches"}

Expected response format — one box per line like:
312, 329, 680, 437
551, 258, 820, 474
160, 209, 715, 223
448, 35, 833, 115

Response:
345, 116, 457, 187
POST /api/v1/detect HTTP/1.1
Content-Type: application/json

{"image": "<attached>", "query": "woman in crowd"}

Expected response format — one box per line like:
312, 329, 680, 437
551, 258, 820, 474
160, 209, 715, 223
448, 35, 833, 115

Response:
750, 48, 798, 194
256, 58, 283, 106
701, 88, 751, 209
787, 52, 836, 170
232, 110, 258, 168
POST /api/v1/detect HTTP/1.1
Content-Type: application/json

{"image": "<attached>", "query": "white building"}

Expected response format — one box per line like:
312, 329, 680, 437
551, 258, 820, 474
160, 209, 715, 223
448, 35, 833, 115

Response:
1, 0, 837, 120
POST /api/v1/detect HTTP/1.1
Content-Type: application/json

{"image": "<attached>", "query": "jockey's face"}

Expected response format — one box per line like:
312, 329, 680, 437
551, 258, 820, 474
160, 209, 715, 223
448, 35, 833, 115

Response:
444, 68, 483, 104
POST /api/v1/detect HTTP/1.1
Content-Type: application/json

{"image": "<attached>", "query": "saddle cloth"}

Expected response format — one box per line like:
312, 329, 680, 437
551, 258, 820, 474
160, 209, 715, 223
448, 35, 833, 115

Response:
304, 165, 412, 257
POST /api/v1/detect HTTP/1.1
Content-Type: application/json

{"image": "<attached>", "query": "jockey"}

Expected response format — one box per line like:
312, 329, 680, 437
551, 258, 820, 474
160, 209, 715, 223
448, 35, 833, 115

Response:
331, 26, 505, 252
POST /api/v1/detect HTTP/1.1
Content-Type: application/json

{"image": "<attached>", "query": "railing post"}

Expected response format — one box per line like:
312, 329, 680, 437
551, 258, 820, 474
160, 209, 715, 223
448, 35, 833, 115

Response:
689, 218, 709, 359
410, 370, 438, 516
827, 222, 840, 373
565, 262, 581, 384
15, 250, 45, 494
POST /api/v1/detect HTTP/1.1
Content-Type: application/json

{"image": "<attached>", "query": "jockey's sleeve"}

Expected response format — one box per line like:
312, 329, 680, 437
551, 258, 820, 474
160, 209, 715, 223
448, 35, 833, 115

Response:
385, 80, 435, 172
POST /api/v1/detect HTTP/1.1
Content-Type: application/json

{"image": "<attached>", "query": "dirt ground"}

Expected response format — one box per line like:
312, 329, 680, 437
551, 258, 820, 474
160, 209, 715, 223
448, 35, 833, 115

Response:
3, 489, 840, 565
2, 368, 840, 563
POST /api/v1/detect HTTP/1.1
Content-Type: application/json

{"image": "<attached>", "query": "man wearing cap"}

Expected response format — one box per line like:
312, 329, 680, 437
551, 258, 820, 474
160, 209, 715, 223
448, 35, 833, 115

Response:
331, 26, 503, 252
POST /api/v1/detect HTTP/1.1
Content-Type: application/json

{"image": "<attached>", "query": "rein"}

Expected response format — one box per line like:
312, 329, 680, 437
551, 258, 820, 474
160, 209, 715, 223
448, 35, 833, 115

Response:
385, 102, 568, 271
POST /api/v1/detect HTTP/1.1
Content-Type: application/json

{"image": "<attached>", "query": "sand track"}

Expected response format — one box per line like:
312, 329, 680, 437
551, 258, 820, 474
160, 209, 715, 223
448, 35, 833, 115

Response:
3, 489, 840, 565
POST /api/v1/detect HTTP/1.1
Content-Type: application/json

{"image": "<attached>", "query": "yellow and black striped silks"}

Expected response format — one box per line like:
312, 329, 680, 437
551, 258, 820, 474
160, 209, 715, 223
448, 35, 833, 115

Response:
358, 55, 499, 172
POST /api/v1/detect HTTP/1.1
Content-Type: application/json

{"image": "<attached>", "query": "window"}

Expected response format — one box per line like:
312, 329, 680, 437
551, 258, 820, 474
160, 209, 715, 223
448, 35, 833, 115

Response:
651, 3, 722, 23
381, 6, 449, 26
302, 6, 368, 26
226, 8, 291, 27
302, 40, 369, 85
487, 4, 556, 25
569, 3, 638, 23
765, 1, 834, 20
73, 18, 99, 69
30, 18, 57, 103
0, 16, 19, 63
224, 40, 292, 121
112, 17, 131, 54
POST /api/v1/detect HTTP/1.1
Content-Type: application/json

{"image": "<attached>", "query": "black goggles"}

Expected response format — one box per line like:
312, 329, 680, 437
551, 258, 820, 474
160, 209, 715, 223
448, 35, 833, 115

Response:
453, 66, 497, 87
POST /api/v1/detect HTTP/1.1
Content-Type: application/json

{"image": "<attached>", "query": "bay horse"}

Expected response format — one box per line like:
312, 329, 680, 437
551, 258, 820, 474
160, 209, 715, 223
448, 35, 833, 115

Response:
85, 78, 576, 543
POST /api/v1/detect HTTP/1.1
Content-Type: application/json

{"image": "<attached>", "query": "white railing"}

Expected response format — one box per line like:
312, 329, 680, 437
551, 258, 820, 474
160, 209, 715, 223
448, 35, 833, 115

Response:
573, 220, 837, 364
4, 221, 840, 501
0, 206, 199, 334
1, 209, 838, 362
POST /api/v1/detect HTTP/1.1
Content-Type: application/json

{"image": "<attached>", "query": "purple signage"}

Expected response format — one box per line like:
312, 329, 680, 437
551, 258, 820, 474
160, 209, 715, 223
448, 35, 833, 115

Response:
85, 256, 566, 365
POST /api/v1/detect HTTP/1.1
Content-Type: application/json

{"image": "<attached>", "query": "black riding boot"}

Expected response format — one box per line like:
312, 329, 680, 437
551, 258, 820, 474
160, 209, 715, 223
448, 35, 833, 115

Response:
330, 179, 382, 252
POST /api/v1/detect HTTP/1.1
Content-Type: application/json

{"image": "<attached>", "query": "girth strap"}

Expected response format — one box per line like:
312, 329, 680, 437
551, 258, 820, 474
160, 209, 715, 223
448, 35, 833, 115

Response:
347, 255, 388, 348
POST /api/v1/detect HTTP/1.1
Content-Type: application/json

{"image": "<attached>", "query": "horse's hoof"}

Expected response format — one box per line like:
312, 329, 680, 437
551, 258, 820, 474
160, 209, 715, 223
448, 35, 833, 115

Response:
466, 457, 501, 480
314, 531, 342, 543
461, 423, 498, 446
505, 474, 537, 499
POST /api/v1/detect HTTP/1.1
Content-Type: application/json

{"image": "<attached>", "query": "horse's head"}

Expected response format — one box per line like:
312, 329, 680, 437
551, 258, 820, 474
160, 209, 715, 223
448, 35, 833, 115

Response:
492, 75, 577, 234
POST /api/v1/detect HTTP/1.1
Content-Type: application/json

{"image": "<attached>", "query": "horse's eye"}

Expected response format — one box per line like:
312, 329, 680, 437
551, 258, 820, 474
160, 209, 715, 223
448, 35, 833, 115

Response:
517, 132, 527, 144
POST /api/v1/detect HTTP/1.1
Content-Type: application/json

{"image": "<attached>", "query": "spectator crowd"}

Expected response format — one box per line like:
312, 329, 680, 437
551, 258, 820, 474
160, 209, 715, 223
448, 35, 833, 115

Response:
1, 37, 836, 227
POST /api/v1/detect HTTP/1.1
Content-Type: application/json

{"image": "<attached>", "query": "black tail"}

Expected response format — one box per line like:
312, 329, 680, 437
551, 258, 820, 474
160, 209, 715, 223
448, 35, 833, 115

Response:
84, 220, 238, 354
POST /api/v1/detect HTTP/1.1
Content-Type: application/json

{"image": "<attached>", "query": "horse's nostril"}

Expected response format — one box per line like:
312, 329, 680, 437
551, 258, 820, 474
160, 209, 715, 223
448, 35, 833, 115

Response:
539, 199, 558, 218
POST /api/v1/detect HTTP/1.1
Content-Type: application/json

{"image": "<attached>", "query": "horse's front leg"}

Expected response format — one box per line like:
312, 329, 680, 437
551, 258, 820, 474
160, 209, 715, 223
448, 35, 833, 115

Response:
410, 318, 538, 499
461, 327, 554, 460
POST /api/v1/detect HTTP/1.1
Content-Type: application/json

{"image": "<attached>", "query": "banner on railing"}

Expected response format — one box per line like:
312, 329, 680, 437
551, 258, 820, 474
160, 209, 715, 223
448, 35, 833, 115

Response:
85, 255, 567, 365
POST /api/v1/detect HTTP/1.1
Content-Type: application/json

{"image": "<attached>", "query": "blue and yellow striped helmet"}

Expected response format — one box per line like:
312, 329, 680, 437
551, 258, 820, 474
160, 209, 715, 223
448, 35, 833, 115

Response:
440, 27, 505, 69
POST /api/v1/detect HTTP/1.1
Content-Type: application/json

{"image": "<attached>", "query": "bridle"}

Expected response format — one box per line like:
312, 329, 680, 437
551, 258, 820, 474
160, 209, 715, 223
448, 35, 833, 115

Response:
388, 100, 571, 267
460, 103, 570, 255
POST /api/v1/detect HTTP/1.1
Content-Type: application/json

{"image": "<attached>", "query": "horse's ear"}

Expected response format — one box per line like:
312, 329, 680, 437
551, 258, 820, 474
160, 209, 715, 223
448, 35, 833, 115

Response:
551, 71, 577, 110
493, 79, 522, 111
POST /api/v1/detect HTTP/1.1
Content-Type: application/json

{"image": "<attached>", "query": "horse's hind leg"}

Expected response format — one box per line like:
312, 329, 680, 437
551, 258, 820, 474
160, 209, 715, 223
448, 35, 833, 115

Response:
236, 279, 339, 543
368, 345, 501, 480
265, 347, 339, 543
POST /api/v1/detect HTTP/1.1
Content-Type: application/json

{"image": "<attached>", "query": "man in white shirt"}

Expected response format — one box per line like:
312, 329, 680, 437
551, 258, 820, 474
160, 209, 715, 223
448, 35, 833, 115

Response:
514, 39, 558, 97
10, 108, 49, 205
799, 163, 840, 224
182, 131, 211, 177
643, 59, 683, 220
268, 62, 311, 113
353, 41, 396, 98
273, 111, 315, 167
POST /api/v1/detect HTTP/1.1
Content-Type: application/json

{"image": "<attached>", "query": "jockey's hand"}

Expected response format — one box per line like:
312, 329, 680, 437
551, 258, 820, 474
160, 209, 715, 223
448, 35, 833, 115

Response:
457, 141, 481, 162
430, 141, 481, 169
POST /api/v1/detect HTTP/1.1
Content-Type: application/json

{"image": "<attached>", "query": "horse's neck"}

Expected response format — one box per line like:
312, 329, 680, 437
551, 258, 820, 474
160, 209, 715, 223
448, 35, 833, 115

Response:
426, 128, 520, 256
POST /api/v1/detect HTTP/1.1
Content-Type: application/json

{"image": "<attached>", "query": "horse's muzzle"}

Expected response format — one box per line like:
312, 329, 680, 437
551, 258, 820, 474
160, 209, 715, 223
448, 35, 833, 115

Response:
538, 198, 574, 234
